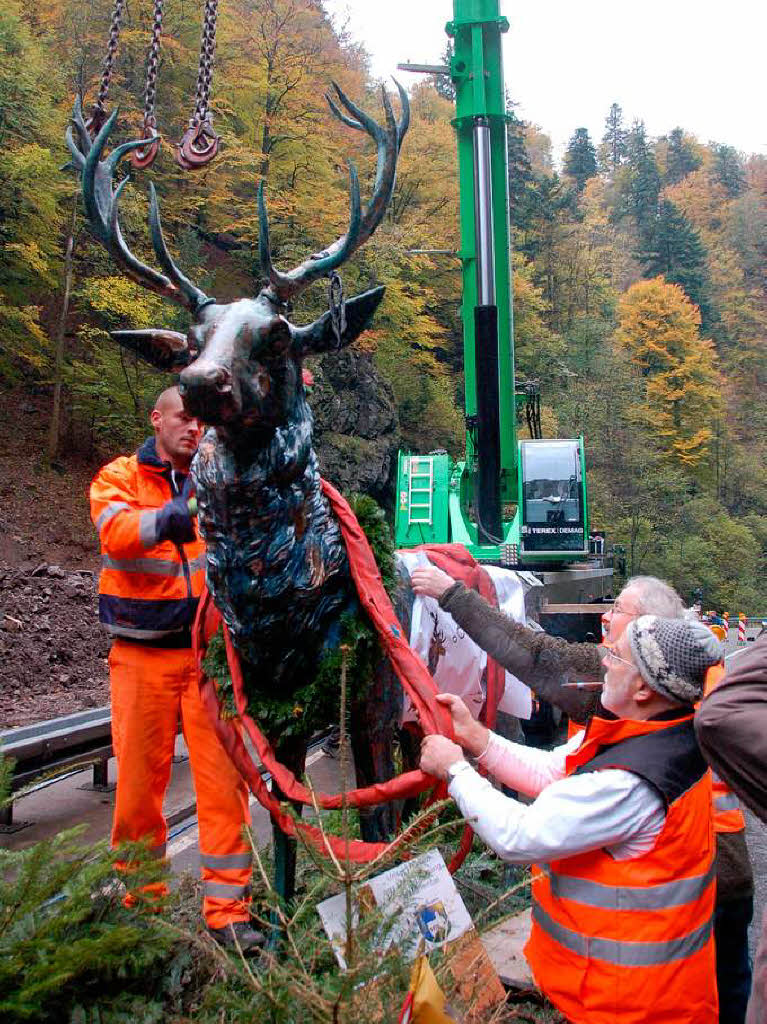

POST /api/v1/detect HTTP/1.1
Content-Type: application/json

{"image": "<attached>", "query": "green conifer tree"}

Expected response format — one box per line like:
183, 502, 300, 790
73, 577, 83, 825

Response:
664, 128, 702, 184
639, 200, 712, 330
564, 127, 598, 192
506, 96, 533, 226
600, 102, 627, 173
711, 143, 746, 197
621, 120, 661, 240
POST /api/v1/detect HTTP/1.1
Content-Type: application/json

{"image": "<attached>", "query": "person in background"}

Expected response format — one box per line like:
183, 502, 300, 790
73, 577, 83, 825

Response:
697, 633, 767, 1024
90, 386, 261, 952
420, 615, 722, 1024
410, 567, 754, 1024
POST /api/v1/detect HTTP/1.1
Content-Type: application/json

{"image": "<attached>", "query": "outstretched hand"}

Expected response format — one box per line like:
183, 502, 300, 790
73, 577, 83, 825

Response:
410, 564, 456, 600
435, 693, 490, 759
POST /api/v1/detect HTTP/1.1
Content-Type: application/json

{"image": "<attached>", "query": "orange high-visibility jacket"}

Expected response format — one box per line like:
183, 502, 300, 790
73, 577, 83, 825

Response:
567, 662, 745, 834
526, 713, 717, 1024
90, 438, 206, 645
703, 663, 746, 833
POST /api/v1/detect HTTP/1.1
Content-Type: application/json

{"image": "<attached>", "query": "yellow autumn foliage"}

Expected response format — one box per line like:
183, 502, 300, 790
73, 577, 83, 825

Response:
615, 277, 722, 467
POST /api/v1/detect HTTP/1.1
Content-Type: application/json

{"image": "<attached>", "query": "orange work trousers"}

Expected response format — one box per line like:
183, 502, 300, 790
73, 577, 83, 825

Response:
109, 640, 252, 929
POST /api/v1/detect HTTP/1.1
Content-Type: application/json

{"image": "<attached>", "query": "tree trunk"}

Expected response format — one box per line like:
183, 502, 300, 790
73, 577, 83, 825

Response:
46, 196, 78, 465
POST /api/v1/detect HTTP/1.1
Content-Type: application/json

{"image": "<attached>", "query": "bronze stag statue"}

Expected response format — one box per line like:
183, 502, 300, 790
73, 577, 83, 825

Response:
67, 84, 418, 897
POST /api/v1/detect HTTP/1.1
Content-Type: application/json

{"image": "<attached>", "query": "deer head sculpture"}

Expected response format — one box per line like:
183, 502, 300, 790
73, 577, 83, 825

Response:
66, 84, 409, 436
68, 84, 410, 691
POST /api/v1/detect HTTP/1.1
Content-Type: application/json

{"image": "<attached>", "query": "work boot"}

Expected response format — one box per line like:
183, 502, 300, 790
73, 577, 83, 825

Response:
208, 920, 266, 956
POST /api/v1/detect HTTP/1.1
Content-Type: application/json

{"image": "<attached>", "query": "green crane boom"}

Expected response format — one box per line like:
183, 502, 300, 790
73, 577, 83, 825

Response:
451, 1, 516, 523
395, 0, 592, 568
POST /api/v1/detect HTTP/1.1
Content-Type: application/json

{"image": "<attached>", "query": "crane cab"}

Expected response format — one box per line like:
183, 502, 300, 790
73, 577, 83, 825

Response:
518, 438, 589, 562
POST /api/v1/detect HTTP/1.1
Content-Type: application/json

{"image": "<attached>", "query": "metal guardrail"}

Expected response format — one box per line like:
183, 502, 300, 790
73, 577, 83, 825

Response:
1, 705, 334, 836
710, 617, 767, 628
1, 707, 116, 831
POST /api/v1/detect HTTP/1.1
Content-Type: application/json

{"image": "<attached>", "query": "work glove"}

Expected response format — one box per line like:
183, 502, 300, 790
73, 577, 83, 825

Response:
155, 475, 196, 545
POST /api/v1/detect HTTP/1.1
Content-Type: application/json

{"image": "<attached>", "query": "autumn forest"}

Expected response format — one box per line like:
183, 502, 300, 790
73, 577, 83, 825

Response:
1, 0, 765, 610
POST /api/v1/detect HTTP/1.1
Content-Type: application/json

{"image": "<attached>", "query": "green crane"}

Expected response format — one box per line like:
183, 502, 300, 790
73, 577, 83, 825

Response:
394, 0, 590, 567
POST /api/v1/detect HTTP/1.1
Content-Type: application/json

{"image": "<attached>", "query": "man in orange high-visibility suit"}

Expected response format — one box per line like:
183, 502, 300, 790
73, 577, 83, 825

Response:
90, 386, 262, 952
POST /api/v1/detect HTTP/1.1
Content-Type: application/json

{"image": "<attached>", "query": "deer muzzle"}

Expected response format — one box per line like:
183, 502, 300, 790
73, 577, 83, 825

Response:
179, 362, 240, 425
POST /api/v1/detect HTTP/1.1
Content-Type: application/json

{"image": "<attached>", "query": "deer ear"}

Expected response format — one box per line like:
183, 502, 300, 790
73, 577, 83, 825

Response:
111, 329, 195, 372
292, 286, 385, 355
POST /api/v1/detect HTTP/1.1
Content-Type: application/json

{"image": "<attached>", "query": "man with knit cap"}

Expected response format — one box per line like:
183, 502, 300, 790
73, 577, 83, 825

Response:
412, 567, 753, 1024
420, 616, 722, 1024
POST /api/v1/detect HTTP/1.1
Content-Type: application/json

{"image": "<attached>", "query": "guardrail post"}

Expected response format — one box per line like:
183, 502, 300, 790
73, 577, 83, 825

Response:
0, 799, 31, 834
78, 757, 116, 793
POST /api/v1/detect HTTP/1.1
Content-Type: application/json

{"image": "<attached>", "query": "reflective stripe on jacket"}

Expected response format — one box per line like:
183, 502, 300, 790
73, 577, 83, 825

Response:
703, 663, 746, 833
525, 714, 717, 1024
90, 438, 206, 644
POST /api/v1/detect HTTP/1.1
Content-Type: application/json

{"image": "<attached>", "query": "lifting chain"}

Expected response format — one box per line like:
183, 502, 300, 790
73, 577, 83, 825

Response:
130, 0, 164, 169
327, 271, 347, 348
177, 0, 220, 170
86, 0, 126, 138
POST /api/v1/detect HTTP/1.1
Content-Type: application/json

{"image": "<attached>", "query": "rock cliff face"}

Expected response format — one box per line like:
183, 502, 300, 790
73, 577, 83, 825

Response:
308, 348, 400, 507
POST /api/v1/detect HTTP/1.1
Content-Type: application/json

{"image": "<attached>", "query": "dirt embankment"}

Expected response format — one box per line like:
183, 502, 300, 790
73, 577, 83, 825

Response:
0, 390, 108, 729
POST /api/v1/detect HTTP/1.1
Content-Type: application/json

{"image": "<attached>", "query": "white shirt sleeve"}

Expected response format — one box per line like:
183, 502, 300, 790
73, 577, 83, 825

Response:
479, 729, 585, 797
448, 763, 666, 864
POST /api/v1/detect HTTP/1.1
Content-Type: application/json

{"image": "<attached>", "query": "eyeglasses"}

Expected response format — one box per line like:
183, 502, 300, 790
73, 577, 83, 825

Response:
606, 600, 635, 617
601, 647, 635, 669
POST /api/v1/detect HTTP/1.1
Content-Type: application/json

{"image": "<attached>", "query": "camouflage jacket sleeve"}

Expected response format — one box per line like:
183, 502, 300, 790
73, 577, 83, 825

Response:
438, 582, 603, 724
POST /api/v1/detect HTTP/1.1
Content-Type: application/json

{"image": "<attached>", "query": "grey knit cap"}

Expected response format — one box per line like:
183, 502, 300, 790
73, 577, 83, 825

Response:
627, 615, 724, 704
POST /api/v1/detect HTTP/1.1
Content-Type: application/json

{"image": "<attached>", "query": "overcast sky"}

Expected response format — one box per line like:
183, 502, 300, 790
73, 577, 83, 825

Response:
323, 0, 766, 164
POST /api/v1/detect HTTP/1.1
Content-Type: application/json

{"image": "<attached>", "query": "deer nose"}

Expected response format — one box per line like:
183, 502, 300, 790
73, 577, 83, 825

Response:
180, 365, 232, 393
179, 363, 240, 425
213, 367, 232, 393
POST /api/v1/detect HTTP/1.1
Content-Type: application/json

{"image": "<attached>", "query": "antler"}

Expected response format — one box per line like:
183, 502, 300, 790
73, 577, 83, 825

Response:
66, 97, 212, 316
258, 80, 410, 305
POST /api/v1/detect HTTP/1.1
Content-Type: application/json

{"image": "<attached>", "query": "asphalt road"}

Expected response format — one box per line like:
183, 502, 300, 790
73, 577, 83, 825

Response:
747, 811, 767, 957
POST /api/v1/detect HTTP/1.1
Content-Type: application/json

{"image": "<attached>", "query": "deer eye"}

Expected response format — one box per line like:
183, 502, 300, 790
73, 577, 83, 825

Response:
187, 326, 204, 358
268, 318, 292, 354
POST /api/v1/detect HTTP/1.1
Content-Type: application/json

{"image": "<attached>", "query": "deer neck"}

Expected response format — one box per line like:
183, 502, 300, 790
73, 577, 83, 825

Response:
191, 396, 351, 687
197, 398, 317, 504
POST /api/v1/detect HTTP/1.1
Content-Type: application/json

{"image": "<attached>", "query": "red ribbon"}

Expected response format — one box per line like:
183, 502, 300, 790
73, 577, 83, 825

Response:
194, 480, 505, 869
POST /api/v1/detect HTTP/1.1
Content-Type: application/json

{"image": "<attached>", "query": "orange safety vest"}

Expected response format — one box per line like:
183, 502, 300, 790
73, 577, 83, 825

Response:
90, 438, 206, 644
525, 714, 717, 1024
566, 662, 745, 834
702, 663, 746, 833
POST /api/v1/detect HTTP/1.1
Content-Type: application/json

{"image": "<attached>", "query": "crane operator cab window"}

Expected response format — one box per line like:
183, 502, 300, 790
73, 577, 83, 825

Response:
520, 439, 587, 555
